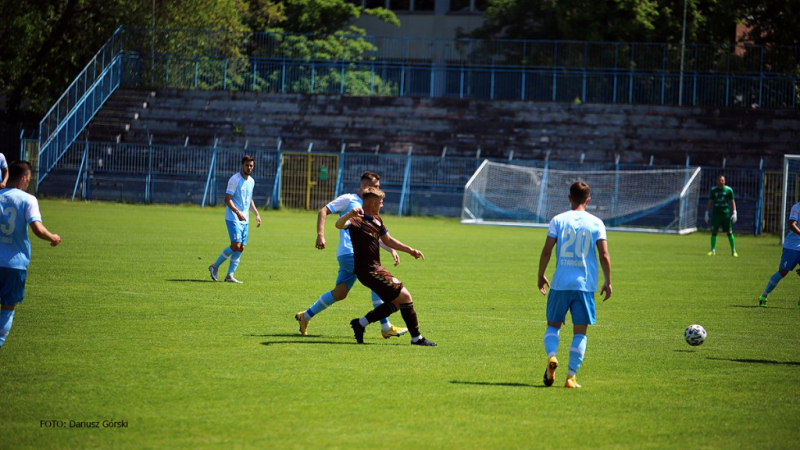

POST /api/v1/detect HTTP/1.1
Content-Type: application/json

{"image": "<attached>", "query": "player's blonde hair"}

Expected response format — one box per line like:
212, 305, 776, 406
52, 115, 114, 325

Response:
362, 186, 385, 203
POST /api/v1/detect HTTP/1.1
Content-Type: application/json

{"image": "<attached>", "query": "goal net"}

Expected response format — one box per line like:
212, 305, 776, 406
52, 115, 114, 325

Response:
781, 155, 800, 244
461, 161, 702, 234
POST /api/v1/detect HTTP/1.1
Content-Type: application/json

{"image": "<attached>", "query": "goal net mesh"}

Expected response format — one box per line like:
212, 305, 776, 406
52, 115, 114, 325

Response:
462, 161, 702, 234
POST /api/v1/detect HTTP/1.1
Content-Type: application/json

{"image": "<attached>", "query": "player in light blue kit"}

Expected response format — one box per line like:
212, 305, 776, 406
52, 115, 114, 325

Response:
208, 156, 261, 283
0, 152, 9, 188
1, 161, 62, 348
758, 201, 800, 308
295, 171, 407, 339
537, 181, 612, 388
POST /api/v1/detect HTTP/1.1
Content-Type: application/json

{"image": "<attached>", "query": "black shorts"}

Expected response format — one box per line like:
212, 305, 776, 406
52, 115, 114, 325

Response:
356, 265, 404, 302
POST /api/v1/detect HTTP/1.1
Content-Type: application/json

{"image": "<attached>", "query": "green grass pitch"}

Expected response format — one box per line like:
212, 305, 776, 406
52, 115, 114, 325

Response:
2, 200, 799, 449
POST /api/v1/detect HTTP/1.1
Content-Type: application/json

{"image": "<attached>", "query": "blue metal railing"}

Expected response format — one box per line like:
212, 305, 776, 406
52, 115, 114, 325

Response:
37, 26, 125, 189
119, 28, 800, 75
119, 53, 798, 109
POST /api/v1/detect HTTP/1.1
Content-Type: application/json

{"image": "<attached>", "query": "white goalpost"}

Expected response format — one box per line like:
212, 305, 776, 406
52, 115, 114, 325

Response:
780, 155, 800, 244
461, 160, 703, 234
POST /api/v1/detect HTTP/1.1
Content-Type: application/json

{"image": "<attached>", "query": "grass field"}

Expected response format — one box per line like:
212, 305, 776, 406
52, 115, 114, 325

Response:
2, 200, 799, 449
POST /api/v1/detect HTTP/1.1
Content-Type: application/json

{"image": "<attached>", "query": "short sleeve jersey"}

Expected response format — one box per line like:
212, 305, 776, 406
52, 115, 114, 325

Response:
326, 193, 363, 257
225, 172, 255, 223
0, 153, 7, 171
709, 186, 734, 216
346, 214, 388, 275
784, 202, 800, 251
547, 209, 607, 292
0, 188, 42, 270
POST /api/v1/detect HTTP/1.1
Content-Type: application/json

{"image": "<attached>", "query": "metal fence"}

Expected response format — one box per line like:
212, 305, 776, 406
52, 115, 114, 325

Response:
27, 138, 775, 235
120, 54, 798, 108
120, 28, 800, 75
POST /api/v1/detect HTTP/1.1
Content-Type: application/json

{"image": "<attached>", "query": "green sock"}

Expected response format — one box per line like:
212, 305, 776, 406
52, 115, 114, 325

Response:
710, 234, 717, 251
728, 233, 736, 251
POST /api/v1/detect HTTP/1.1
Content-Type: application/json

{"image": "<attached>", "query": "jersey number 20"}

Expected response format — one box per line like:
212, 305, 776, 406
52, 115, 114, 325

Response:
559, 228, 592, 258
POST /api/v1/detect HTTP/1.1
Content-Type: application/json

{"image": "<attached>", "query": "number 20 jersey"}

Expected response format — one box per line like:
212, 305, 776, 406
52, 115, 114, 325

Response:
547, 210, 607, 292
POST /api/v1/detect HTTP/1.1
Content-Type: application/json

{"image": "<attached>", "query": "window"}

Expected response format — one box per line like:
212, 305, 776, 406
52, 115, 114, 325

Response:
390, 0, 410, 10
415, 0, 435, 11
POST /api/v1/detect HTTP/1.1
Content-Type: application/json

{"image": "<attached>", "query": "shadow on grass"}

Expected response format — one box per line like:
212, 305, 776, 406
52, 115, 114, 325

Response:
730, 305, 797, 310
708, 357, 800, 366
252, 334, 372, 346
166, 279, 214, 283
261, 341, 366, 346
450, 380, 538, 388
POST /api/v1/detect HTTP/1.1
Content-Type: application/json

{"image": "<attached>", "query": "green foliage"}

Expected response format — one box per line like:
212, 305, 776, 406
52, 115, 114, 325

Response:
475, 0, 745, 44
2, 201, 800, 448
0, 0, 398, 119
0, 0, 151, 118
243, 0, 287, 30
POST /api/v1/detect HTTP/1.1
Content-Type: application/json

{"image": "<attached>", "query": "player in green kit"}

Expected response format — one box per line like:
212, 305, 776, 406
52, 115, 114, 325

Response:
704, 175, 737, 257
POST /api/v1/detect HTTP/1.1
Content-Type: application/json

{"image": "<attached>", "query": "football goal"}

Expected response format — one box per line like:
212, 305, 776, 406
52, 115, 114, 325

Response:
461, 161, 702, 234
780, 155, 800, 244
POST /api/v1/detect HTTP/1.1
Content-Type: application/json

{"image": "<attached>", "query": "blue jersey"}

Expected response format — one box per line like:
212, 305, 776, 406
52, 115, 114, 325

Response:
0, 188, 42, 270
224, 172, 255, 223
784, 202, 800, 251
0, 153, 7, 171
547, 209, 607, 292
326, 193, 364, 257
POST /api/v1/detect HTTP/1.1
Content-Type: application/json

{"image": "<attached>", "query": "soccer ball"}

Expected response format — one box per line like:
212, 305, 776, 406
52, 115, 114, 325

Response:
684, 324, 707, 346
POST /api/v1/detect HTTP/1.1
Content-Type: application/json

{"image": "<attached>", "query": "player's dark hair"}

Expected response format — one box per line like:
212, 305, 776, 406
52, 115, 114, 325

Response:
362, 186, 385, 203
242, 155, 255, 164
570, 181, 591, 204
8, 161, 32, 183
361, 171, 380, 184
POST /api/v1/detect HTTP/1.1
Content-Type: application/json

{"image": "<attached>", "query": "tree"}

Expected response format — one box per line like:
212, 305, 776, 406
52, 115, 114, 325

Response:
472, 0, 740, 45
0, 0, 252, 120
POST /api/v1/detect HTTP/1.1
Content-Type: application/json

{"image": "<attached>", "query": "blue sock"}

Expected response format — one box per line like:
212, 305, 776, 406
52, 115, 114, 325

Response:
544, 325, 560, 357
228, 251, 242, 275
307, 291, 336, 319
762, 272, 785, 297
0, 310, 15, 348
214, 247, 233, 267
371, 291, 391, 327
568, 334, 588, 377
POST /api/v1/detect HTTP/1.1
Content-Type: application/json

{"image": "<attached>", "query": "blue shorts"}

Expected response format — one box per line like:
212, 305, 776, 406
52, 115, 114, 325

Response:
546, 290, 596, 326
0, 267, 27, 306
226, 220, 249, 246
779, 248, 800, 272
335, 254, 358, 290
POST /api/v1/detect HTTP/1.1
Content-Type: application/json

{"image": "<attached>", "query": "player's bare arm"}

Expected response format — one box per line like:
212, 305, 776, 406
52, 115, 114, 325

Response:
30, 221, 61, 247
380, 233, 423, 260
538, 236, 556, 295
249, 200, 261, 227
597, 239, 612, 301
379, 240, 400, 266
789, 220, 800, 236
316, 206, 332, 249
225, 193, 245, 221
334, 208, 363, 229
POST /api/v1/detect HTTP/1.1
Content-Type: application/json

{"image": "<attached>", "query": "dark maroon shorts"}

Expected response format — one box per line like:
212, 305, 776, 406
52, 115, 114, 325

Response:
356, 265, 404, 302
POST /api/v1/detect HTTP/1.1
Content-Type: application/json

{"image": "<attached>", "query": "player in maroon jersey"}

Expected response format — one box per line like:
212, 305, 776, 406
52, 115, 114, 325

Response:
335, 187, 436, 346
